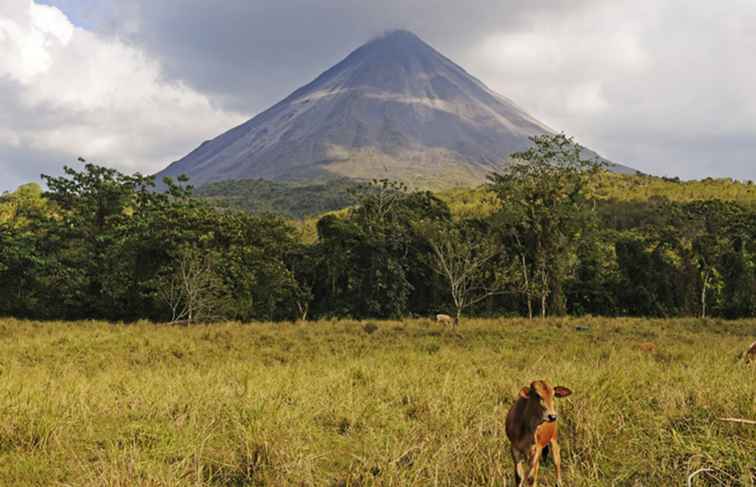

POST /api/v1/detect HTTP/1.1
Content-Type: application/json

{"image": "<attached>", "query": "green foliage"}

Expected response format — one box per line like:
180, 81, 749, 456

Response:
1, 144, 754, 322
307, 180, 451, 319
153, 244, 232, 323
565, 224, 618, 316
489, 134, 603, 317
417, 217, 505, 322
438, 172, 756, 217
600, 199, 756, 318
0, 183, 48, 227
590, 172, 756, 206
194, 178, 363, 218
0, 164, 304, 322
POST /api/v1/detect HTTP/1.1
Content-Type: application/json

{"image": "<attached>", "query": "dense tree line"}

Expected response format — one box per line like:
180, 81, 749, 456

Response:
0, 168, 303, 322
1, 135, 754, 322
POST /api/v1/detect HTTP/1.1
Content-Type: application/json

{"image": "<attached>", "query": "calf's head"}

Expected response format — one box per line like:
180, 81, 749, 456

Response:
520, 380, 572, 423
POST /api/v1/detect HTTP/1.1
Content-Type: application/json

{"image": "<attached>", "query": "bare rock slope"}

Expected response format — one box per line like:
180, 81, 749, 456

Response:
157, 31, 632, 188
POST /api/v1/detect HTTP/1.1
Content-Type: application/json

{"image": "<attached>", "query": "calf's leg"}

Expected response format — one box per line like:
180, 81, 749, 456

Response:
527, 444, 543, 486
512, 447, 527, 487
550, 438, 563, 487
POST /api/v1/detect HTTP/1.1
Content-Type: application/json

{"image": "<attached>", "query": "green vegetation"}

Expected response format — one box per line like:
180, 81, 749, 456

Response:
1, 135, 755, 322
593, 173, 756, 205
190, 170, 756, 221
439, 172, 756, 217
195, 178, 363, 218
0, 167, 305, 322
489, 134, 604, 318
0, 317, 753, 486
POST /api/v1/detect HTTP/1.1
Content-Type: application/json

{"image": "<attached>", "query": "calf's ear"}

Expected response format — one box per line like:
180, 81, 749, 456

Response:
554, 386, 572, 398
519, 387, 530, 399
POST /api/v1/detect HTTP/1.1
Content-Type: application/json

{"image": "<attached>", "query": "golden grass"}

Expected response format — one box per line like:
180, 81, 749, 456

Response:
0, 317, 754, 486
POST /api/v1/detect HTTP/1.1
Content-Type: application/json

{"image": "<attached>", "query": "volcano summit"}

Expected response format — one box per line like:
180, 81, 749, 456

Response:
157, 30, 629, 188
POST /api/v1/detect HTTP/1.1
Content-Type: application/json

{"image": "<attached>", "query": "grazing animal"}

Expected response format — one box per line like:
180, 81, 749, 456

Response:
639, 341, 657, 353
506, 380, 572, 487
435, 313, 458, 327
745, 341, 756, 363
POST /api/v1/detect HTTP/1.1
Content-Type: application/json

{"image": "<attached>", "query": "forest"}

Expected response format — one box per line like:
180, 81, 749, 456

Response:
1, 135, 754, 323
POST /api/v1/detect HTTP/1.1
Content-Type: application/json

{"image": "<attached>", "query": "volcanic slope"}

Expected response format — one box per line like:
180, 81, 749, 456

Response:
157, 30, 632, 189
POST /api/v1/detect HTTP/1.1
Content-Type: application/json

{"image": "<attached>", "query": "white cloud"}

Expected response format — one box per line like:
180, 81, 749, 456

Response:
0, 0, 245, 190
464, 0, 756, 178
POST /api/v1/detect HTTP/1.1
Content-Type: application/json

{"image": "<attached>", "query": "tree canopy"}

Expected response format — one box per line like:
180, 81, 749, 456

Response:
1, 144, 754, 322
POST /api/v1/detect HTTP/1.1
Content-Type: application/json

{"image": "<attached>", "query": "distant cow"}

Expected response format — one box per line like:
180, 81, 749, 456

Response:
638, 342, 657, 353
436, 314, 458, 327
745, 341, 756, 363
506, 380, 572, 487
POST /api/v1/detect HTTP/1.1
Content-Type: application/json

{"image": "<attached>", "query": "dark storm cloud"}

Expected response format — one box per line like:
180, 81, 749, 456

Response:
103, 0, 594, 113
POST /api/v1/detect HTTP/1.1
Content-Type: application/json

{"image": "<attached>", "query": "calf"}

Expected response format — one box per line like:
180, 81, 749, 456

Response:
435, 313, 458, 327
506, 380, 572, 486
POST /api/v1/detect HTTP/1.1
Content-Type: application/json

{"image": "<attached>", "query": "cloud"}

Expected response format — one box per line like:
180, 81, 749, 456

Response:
3, 0, 755, 190
91, 0, 756, 181
0, 0, 245, 191
96, 0, 596, 114
463, 0, 756, 178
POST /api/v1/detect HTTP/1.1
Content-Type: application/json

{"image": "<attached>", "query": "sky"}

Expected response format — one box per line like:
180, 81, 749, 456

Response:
1, 0, 755, 192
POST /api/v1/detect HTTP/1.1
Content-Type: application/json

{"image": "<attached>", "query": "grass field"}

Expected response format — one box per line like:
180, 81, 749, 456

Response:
0, 317, 754, 486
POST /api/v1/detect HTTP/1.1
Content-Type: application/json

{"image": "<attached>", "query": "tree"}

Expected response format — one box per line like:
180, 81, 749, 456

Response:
682, 201, 736, 318
565, 225, 619, 316
711, 204, 755, 318
312, 214, 412, 318
0, 183, 48, 227
310, 181, 451, 319
39, 163, 167, 319
350, 179, 409, 229
3, 152, 755, 322
490, 133, 603, 318
419, 219, 506, 324
156, 245, 230, 324
285, 244, 317, 321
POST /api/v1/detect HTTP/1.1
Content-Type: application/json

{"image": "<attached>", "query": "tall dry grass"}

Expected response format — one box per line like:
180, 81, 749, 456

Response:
0, 317, 753, 486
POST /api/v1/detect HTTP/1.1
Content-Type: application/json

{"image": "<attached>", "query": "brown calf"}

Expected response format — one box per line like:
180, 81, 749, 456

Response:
506, 380, 572, 486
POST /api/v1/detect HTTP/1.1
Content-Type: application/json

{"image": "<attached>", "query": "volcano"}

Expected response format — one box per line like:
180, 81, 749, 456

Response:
157, 30, 632, 188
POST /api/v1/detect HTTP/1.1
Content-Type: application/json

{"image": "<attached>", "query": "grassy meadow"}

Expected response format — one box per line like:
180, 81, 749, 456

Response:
0, 317, 754, 486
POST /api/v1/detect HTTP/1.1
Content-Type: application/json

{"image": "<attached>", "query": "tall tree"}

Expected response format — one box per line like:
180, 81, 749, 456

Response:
418, 219, 506, 324
156, 245, 230, 324
681, 201, 741, 318
489, 134, 603, 318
